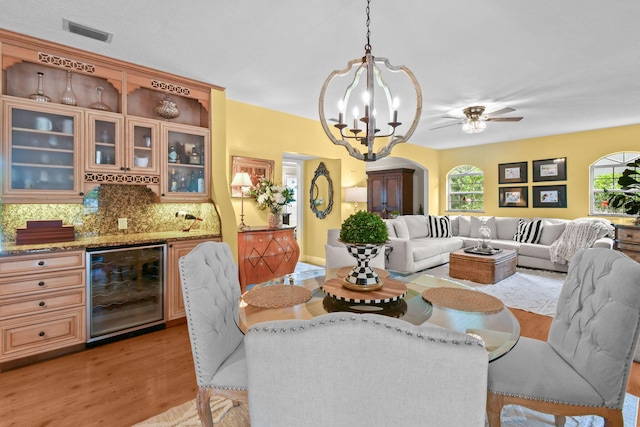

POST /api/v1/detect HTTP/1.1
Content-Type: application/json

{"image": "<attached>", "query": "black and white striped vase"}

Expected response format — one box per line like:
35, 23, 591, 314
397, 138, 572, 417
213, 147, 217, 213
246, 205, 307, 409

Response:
343, 243, 383, 291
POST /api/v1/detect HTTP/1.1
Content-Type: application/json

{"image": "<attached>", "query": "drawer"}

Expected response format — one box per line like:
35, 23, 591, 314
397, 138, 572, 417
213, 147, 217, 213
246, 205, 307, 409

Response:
0, 269, 85, 297
616, 227, 640, 244
0, 288, 85, 319
617, 248, 640, 263
0, 250, 85, 277
0, 307, 86, 359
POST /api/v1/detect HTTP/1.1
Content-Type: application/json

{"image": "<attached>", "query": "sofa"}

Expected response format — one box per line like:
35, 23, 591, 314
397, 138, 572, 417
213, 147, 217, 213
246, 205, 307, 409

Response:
383, 215, 615, 273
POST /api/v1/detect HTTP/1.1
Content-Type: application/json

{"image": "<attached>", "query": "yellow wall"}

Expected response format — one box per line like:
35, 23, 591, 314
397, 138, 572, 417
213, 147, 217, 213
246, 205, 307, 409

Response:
438, 124, 640, 222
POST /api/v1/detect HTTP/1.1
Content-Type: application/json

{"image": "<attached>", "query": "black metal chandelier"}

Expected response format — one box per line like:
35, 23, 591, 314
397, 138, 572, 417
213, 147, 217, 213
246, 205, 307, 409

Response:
319, 0, 422, 161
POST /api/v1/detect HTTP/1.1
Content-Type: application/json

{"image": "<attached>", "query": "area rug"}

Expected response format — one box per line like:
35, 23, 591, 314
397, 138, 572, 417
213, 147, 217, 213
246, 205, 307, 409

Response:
133, 395, 638, 427
404, 264, 567, 316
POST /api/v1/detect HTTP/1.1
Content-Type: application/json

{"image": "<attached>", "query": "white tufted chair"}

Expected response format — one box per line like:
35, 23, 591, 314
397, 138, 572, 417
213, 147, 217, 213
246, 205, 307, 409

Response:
325, 228, 386, 269
245, 312, 488, 427
179, 242, 248, 427
487, 248, 640, 426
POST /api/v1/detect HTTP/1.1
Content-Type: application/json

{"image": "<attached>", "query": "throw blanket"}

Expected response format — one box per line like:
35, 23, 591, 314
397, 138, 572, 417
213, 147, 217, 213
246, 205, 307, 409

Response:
550, 218, 614, 264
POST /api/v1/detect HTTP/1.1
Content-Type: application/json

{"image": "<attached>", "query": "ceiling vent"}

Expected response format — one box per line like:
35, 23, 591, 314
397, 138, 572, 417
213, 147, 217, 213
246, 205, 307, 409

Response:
63, 19, 112, 43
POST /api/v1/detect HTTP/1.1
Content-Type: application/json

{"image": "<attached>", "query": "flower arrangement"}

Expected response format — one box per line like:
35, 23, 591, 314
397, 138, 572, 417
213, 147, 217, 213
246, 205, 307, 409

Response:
250, 177, 295, 214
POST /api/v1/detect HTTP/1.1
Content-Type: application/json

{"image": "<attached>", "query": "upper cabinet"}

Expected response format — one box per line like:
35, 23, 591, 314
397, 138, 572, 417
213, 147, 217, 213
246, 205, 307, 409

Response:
0, 29, 220, 203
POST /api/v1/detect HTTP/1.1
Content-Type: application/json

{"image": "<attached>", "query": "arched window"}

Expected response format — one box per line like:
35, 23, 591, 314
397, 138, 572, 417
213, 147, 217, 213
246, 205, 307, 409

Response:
591, 151, 640, 216
448, 165, 484, 212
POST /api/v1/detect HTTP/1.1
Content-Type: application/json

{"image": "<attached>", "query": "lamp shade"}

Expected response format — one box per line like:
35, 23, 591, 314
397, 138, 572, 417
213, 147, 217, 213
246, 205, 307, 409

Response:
345, 187, 367, 203
231, 172, 252, 187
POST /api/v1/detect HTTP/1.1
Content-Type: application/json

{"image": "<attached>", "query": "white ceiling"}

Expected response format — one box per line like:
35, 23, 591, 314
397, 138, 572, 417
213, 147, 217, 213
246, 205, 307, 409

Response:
1, 0, 639, 150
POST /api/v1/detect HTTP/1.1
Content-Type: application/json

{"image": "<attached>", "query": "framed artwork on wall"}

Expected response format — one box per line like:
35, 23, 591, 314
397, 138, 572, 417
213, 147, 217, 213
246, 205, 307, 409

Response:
499, 186, 529, 208
532, 158, 566, 182
231, 156, 274, 197
498, 161, 528, 184
533, 185, 567, 208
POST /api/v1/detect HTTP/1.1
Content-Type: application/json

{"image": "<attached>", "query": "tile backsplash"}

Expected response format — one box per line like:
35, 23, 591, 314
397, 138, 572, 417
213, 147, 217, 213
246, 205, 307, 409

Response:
0, 184, 221, 242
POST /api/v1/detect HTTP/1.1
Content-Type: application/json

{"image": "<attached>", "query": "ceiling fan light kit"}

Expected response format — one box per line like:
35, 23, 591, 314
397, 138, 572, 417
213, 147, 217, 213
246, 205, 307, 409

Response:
431, 105, 523, 134
318, 0, 422, 161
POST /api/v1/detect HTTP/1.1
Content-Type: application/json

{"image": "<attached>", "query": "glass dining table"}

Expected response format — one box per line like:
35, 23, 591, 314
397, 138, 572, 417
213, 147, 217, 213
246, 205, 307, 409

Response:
237, 268, 520, 361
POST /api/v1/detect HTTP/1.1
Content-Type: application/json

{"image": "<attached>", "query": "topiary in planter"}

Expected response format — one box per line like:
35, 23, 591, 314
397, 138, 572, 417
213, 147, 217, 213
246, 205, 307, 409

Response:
339, 210, 388, 244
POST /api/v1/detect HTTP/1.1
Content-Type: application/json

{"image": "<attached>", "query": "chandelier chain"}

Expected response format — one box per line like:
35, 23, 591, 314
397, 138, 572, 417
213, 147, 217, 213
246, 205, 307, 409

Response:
365, 0, 371, 53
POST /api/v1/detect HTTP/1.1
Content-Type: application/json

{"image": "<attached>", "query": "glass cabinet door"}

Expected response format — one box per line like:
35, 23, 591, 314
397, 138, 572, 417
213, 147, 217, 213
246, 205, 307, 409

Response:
127, 118, 159, 175
86, 111, 124, 173
161, 123, 209, 201
2, 99, 83, 201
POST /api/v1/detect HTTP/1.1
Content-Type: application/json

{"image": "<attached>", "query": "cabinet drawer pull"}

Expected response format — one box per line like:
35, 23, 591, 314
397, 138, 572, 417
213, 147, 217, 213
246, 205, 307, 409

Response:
39, 301, 46, 307
39, 331, 45, 337
38, 281, 45, 287
38, 261, 45, 266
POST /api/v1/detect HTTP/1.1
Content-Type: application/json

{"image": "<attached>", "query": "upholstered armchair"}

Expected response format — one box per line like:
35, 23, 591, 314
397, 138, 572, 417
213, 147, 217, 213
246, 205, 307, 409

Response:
179, 242, 248, 427
325, 229, 386, 269
487, 247, 640, 426
245, 312, 488, 427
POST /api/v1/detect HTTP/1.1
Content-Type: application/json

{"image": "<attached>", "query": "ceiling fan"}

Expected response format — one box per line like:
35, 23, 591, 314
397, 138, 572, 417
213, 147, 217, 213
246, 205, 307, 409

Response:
430, 106, 523, 134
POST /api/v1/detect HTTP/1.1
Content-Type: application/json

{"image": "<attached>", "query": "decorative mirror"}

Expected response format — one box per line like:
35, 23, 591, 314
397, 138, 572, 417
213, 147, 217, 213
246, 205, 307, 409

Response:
309, 162, 334, 219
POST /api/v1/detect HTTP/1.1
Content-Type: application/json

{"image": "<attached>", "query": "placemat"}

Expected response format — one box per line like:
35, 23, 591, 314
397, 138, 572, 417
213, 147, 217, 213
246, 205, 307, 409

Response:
422, 287, 504, 313
335, 266, 390, 279
243, 285, 312, 308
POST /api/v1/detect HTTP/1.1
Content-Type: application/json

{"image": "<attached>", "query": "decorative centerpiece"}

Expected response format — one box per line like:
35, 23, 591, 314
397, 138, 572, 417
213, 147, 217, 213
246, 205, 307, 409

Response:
250, 177, 295, 228
339, 210, 388, 291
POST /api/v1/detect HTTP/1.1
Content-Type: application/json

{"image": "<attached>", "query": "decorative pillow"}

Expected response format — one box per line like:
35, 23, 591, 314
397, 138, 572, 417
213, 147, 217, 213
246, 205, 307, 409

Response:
383, 219, 397, 238
458, 216, 471, 237
393, 218, 410, 239
538, 222, 566, 246
402, 215, 430, 240
470, 216, 497, 239
449, 215, 460, 236
513, 219, 543, 244
428, 215, 452, 238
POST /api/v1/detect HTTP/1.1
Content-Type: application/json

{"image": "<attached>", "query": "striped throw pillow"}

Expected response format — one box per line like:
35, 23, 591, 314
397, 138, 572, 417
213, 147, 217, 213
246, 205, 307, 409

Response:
428, 215, 452, 238
513, 219, 543, 243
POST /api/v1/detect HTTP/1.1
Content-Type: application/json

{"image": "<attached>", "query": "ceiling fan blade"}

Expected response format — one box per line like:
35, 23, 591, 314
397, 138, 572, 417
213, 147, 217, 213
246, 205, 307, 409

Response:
485, 107, 515, 117
429, 121, 463, 130
486, 117, 523, 122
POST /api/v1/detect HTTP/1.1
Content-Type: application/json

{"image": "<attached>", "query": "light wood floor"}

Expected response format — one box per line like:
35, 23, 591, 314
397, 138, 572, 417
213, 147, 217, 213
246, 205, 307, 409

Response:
1, 310, 639, 426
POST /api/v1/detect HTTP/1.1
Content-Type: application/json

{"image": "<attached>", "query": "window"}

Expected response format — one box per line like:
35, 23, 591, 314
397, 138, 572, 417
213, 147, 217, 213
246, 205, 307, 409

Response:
591, 152, 640, 216
448, 165, 484, 211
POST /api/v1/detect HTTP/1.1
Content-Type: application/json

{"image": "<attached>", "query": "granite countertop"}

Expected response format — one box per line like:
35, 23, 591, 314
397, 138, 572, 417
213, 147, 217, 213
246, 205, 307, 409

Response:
0, 230, 222, 256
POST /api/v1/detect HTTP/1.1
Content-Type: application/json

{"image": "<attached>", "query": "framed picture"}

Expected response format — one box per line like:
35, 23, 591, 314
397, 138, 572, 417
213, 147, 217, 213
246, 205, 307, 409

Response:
499, 186, 528, 208
533, 185, 567, 208
498, 161, 528, 184
231, 156, 274, 197
533, 158, 567, 182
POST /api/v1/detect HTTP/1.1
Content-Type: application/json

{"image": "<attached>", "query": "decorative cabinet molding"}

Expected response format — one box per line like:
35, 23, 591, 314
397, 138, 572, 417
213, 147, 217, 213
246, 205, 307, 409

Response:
1, 29, 218, 203
237, 227, 300, 293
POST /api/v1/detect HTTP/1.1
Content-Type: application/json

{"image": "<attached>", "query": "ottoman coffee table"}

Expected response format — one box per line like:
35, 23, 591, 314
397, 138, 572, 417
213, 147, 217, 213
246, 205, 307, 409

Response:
449, 248, 517, 284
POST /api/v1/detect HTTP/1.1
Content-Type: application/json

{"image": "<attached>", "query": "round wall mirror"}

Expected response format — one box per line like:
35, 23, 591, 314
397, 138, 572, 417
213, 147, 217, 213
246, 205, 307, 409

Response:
309, 162, 334, 219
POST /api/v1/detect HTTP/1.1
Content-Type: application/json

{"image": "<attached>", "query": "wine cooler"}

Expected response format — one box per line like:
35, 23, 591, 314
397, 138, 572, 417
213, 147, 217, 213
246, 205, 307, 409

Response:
86, 243, 166, 344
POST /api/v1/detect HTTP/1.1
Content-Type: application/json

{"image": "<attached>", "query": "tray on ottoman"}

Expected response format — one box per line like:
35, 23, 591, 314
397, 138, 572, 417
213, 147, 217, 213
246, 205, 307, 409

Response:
449, 248, 516, 284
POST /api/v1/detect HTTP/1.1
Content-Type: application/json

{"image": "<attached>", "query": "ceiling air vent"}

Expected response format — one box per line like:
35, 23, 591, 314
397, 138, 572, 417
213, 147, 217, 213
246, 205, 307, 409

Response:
63, 19, 113, 43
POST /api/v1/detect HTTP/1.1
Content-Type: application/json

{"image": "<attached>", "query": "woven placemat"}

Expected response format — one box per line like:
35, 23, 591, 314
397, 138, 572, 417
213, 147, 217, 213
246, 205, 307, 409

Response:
422, 287, 504, 313
243, 285, 312, 308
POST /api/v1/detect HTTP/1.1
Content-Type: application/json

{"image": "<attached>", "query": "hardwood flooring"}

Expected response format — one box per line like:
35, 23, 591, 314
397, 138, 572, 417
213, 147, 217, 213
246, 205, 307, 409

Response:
1, 309, 639, 426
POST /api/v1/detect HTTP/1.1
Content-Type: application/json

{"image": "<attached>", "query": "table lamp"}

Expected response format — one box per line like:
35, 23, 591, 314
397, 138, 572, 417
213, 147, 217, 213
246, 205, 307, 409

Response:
345, 186, 367, 211
231, 172, 253, 230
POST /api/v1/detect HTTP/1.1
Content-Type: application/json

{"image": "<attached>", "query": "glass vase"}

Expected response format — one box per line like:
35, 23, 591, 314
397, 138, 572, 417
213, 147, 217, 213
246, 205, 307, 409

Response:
29, 72, 51, 102
60, 70, 78, 106
89, 86, 112, 111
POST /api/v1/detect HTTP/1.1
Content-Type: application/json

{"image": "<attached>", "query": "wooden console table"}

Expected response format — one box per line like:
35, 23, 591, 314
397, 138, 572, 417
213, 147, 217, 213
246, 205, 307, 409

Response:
614, 224, 640, 263
237, 226, 300, 292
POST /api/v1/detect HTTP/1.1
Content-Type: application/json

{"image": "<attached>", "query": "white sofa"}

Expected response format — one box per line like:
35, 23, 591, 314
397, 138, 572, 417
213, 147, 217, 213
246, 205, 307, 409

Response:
383, 215, 614, 273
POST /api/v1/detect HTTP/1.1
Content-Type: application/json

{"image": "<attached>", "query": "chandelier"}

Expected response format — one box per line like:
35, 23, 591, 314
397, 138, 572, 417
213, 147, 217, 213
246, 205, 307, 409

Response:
318, 0, 422, 161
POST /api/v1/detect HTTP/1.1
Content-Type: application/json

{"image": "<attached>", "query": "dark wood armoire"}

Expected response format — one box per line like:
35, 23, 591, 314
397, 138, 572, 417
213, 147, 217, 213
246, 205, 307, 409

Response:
366, 168, 414, 218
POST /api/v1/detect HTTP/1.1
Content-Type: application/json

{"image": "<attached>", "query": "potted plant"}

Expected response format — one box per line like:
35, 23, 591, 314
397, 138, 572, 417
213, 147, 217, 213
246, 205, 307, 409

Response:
339, 211, 389, 291
389, 210, 400, 219
607, 159, 640, 224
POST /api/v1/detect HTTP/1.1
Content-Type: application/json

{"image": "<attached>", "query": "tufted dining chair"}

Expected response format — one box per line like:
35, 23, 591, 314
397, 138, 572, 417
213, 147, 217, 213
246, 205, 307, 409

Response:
179, 241, 248, 427
245, 312, 488, 427
487, 247, 640, 426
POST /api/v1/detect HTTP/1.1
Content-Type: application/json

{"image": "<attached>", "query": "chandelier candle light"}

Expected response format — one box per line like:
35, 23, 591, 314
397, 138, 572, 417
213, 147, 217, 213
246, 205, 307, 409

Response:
231, 172, 253, 230
319, 0, 422, 161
